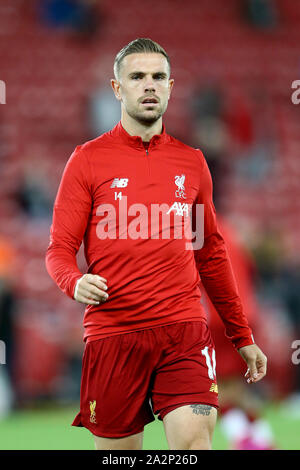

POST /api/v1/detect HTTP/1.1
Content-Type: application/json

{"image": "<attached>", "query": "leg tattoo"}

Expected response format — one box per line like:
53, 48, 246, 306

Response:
190, 404, 212, 416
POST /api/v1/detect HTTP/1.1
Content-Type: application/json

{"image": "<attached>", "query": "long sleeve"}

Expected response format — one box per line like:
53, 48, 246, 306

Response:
193, 151, 254, 349
45, 146, 93, 299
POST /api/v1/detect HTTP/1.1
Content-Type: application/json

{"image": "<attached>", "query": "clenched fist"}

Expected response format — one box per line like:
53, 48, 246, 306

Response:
74, 274, 109, 306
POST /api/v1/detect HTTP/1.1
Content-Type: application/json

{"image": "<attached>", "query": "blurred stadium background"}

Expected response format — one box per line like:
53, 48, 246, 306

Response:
0, 0, 300, 450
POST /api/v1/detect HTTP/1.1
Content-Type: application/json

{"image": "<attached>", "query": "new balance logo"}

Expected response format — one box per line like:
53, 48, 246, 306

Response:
209, 383, 218, 393
110, 178, 129, 188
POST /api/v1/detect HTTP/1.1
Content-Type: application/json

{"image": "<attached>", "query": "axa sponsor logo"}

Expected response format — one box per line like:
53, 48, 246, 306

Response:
166, 201, 189, 216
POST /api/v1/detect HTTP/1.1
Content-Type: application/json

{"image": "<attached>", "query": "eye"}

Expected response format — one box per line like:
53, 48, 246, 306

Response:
131, 74, 143, 80
154, 74, 167, 80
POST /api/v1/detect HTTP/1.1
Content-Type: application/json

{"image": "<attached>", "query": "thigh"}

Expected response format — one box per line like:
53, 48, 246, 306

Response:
72, 332, 156, 439
163, 403, 217, 450
151, 321, 219, 422
94, 431, 144, 450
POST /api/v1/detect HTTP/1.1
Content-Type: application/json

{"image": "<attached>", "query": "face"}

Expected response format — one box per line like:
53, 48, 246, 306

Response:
111, 53, 174, 125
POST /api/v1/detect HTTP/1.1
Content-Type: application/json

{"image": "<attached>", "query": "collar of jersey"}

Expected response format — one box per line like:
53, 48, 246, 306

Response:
115, 121, 168, 149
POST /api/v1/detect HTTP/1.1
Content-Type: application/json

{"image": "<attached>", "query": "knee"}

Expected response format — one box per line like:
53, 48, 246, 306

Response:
172, 434, 212, 450
94, 432, 143, 450
187, 437, 212, 450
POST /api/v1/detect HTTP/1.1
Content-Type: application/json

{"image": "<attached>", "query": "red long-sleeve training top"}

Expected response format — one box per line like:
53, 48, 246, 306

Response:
45, 122, 254, 348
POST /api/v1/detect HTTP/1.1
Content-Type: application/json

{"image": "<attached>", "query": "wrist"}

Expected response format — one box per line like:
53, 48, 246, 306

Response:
73, 276, 83, 299
235, 333, 255, 350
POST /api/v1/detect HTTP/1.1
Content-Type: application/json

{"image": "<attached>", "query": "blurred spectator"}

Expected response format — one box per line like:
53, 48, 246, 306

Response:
87, 85, 120, 138
191, 82, 274, 190
54, 322, 84, 403
282, 262, 300, 337
0, 236, 17, 418
193, 83, 276, 187
252, 232, 300, 391
191, 84, 224, 121
39, 0, 101, 39
243, 0, 279, 29
14, 154, 54, 220
225, 85, 276, 184
86, 58, 120, 138
191, 83, 230, 207
201, 217, 291, 449
224, 91, 254, 152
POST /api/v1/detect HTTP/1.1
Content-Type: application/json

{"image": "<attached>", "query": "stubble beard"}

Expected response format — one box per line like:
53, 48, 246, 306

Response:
127, 101, 167, 126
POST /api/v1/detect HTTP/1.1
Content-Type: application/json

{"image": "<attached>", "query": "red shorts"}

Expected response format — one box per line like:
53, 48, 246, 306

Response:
72, 321, 219, 438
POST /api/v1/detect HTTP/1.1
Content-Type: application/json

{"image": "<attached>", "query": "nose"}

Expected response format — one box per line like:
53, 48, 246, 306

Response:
144, 75, 155, 93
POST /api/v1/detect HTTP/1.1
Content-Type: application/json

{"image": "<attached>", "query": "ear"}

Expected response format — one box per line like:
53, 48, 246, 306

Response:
168, 78, 174, 99
111, 79, 122, 101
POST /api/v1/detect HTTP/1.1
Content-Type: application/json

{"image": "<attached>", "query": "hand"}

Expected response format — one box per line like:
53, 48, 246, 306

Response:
238, 343, 267, 384
74, 274, 109, 306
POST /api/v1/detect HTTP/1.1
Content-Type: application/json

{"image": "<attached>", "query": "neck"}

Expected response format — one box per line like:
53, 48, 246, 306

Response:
121, 111, 163, 142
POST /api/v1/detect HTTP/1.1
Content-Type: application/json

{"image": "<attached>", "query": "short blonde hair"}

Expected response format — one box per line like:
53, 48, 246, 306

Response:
114, 38, 171, 80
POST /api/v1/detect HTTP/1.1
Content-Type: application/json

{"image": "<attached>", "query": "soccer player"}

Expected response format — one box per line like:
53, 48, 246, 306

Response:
45, 38, 267, 450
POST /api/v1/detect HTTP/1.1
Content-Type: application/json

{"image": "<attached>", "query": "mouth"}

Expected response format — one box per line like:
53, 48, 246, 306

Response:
141, 97, 159, 105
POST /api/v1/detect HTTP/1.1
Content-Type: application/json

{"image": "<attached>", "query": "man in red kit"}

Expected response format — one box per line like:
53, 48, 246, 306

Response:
45, 38, 267, 450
